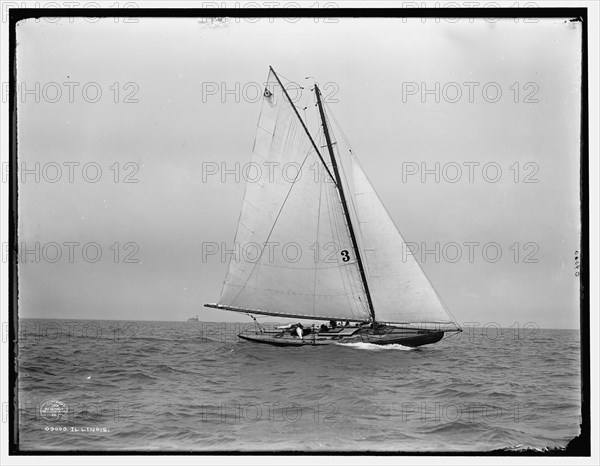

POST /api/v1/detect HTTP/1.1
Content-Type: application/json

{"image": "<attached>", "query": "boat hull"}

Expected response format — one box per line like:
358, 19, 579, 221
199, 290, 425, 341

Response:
237, 326, 444, 348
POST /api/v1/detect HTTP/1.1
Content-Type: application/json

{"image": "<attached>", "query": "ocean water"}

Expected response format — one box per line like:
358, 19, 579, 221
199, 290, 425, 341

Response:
16, 319, 581, 452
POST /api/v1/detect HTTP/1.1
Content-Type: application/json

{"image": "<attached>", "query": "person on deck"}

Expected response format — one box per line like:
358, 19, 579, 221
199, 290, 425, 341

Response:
295, 323, 304, 339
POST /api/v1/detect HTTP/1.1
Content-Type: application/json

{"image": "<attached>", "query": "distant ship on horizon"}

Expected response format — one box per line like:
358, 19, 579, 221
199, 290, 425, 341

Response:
187, 316, 199, 322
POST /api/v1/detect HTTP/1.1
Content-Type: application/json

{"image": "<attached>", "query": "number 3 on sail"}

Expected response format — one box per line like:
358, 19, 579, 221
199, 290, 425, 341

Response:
204, 67, 462, 347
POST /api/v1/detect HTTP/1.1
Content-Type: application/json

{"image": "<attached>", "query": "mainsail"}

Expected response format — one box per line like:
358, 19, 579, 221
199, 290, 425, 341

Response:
213, 69, 371, 322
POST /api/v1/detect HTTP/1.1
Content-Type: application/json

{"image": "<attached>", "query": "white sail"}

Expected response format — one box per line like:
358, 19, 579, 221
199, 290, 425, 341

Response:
351, 155, 456, 325
216, 70, 370, 322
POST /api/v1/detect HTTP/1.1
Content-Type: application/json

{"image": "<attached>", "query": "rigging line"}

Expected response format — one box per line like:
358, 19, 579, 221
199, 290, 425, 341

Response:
227, 146, 316, 307
245, 313, 264, 332
312, 169, 324, 316
270, 67, 337, 185
274, 71, 302, 88
443, 329, 463, 340
324, 100, 354, 154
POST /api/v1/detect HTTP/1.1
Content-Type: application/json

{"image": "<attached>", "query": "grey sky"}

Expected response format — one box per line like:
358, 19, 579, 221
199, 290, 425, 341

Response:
15, 16, 582, 328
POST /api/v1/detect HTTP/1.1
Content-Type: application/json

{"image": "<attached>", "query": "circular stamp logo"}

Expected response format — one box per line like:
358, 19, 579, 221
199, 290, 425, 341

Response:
40, 400, 68, 422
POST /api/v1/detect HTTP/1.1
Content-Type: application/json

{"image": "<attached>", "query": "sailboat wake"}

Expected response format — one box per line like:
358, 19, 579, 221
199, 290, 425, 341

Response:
334, 342, 415, 352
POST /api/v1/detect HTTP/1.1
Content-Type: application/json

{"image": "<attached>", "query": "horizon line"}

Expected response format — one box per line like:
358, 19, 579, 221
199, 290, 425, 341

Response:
15, 316, 581, 331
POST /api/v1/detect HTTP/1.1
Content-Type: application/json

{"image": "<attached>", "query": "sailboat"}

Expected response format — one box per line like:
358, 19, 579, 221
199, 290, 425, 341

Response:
204, 67, 461, 347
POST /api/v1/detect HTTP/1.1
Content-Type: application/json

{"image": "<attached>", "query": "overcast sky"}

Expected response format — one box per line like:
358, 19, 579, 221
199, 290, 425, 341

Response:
15, 16, 582, 328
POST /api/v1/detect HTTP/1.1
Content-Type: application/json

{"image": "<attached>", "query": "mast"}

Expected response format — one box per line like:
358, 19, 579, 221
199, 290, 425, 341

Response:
314, 84, 376, 322
269, 66, 336, 184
